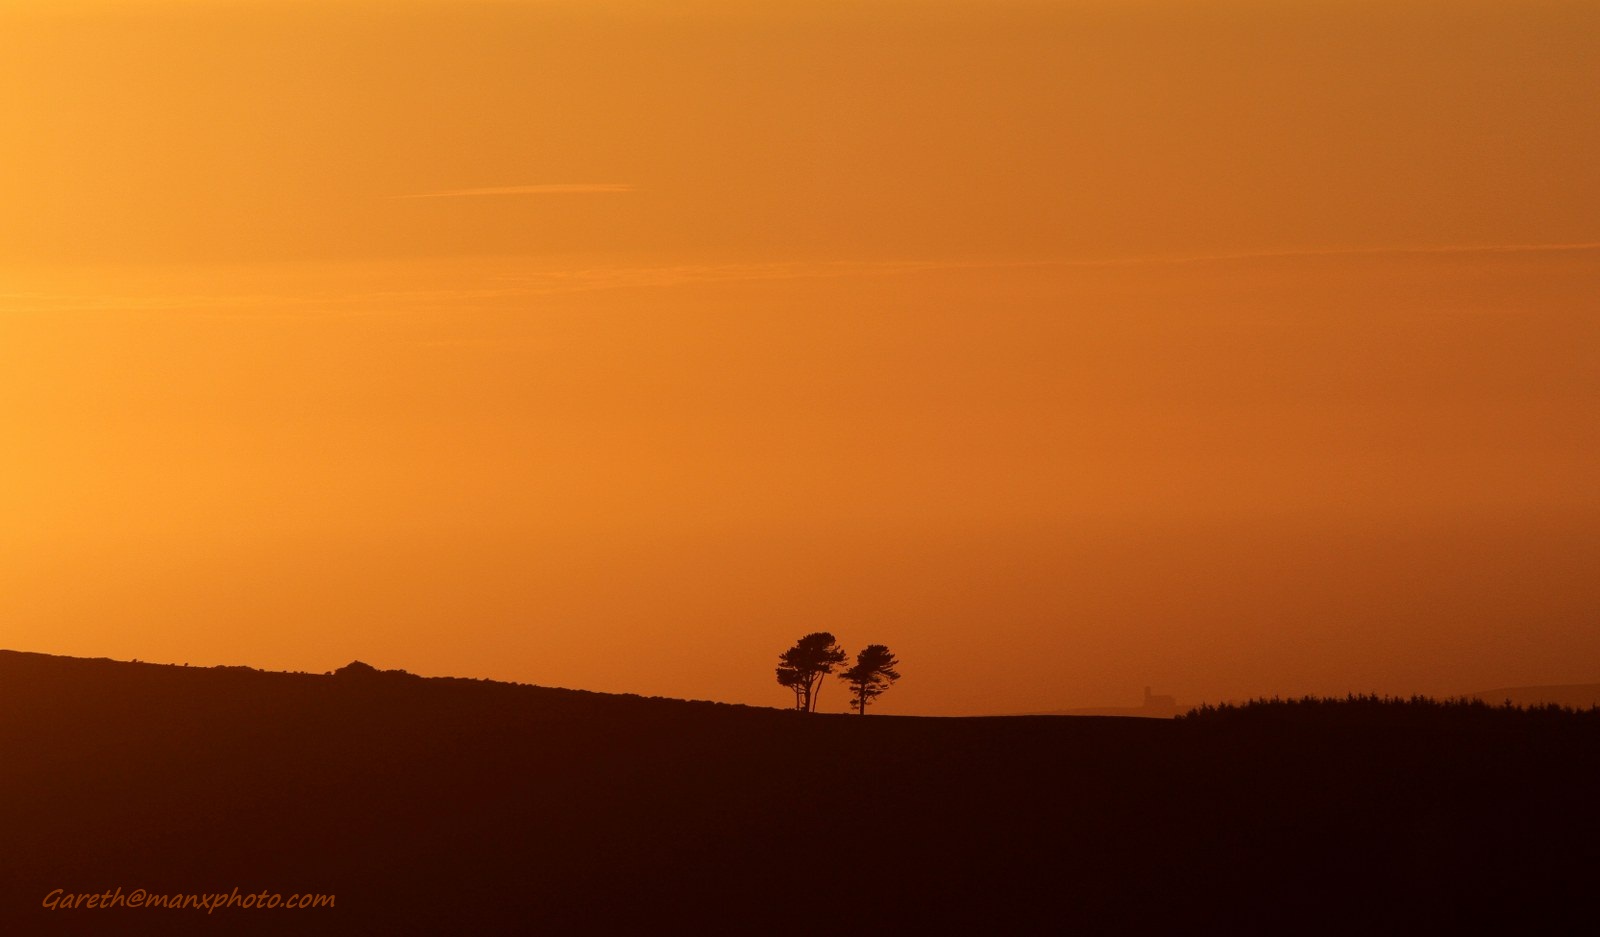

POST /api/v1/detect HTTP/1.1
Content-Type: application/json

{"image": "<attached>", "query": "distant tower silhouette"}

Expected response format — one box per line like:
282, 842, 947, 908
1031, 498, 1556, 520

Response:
1143, 686, 1177, 712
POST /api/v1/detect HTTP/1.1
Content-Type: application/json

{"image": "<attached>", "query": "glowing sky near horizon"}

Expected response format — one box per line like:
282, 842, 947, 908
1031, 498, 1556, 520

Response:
2, 1, 1596, 713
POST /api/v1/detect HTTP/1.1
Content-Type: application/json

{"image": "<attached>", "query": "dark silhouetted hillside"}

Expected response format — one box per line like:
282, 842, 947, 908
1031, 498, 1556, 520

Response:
2, 650, 1597, 935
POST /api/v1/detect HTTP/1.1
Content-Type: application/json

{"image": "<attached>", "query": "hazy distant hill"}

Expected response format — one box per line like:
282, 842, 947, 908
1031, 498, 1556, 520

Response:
1032, 686, 1181, 718
1467, 682, 1600, 709
2, 649, 1596, 935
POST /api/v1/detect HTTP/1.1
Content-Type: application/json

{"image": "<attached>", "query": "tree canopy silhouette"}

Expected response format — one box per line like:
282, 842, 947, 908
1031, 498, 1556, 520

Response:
775, 665, 807, 711
775, 633, 847, 712
839, 644, 901, 715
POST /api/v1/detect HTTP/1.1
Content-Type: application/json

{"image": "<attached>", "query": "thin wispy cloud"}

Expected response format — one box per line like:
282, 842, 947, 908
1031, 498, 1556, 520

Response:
389, 184, 635, 200
1151, 241, 1600, 266
5, 243, 1595, 318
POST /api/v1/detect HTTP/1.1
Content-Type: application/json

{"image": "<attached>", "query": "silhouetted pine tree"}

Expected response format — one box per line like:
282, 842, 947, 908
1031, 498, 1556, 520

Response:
775, 633, 847, 712
838, 644, 901, 715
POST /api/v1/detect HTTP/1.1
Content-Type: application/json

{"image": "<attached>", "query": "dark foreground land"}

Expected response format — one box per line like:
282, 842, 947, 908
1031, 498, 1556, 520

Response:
2, 650, 1596, 935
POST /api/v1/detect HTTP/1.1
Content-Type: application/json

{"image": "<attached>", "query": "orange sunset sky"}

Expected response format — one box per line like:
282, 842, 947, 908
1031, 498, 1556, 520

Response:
2, 1, 1596, 714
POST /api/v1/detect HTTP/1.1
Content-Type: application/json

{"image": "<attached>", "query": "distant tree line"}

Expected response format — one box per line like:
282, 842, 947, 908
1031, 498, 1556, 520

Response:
775, 633, 900, 714
1181, 693, 1600, 724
